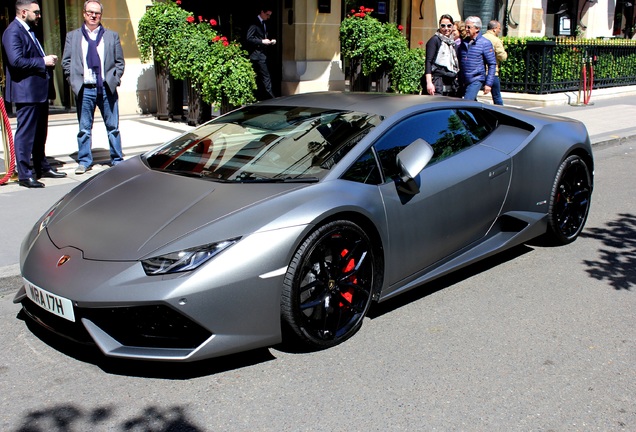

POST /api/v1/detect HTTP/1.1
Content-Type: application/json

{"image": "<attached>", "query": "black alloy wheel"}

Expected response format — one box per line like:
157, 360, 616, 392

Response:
547, 155, 592, 244
281, 220, 378, 349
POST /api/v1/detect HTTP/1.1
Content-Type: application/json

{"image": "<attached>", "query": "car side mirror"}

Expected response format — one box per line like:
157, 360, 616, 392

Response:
395, 138, 434, 195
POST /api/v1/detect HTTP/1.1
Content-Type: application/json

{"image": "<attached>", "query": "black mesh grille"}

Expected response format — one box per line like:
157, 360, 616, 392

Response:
21, 299, 212, 350
82, 305, 212, 349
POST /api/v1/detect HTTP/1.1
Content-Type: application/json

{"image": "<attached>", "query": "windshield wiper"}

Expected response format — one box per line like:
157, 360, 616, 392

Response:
162, 169, 206, 179
239, 176, 319, 183
163, 169, 236, 182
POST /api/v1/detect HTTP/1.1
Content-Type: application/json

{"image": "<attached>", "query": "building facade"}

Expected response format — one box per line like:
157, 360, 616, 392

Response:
1, 0, 633, 115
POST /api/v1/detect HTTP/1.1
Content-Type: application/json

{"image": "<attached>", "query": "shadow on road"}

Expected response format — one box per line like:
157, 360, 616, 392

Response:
14, 404, 203, 432
580, 212, 636, 291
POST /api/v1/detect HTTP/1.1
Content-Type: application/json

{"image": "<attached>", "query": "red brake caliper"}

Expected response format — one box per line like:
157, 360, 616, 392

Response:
339, 249, 356, 307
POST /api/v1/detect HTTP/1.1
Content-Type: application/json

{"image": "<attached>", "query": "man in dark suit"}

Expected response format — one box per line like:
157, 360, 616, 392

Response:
246, 6, 276, 100
62, 0, 125, 174
2, 0, 66, 188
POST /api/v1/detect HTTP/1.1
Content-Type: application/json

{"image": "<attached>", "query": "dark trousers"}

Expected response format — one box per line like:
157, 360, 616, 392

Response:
14, 102, 51, 180
251, 59, 275, 100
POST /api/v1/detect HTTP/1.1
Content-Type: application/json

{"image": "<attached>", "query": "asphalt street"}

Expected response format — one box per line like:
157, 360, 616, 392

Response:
0, 139, 633, 431
0, 91, 635, 430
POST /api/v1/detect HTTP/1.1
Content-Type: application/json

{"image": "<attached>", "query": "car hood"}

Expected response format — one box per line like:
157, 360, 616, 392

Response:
47, 158, 307, 261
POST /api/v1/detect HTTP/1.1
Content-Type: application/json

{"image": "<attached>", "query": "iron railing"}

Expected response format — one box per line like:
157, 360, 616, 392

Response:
499, 38, 636, 94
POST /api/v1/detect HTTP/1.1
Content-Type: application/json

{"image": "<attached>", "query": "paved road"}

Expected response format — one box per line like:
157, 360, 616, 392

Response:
1, 139, 634, 431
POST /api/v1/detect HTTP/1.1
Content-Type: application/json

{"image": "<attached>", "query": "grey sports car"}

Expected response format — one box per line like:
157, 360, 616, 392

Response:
15, 92, 593, 362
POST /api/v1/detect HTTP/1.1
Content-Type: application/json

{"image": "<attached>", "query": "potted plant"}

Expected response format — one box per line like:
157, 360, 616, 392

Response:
199, 36, 257, 113
168, 17, 217, 125
391, 42, 426, 94
340, 6, 409, 92
137, 0, 189, 120
340, 6, 383, 90
168, 16, 256, 122
359, 22, 409, 92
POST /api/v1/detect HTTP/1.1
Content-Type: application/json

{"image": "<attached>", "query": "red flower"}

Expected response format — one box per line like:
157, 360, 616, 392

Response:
186, 16, 195, 23
418, 40, 424, 45
360, 12, 365, 17
223, 41, 229, 46
351, 9, 355, 13
398, 25, 403, 31
359, 5, 365, 10
354, 13, 361, 17
212, 35, 221, 42
210, 19, 217, 26
221, 36, 228, 41
176, 0, 181, 4
198, 15, 203, 22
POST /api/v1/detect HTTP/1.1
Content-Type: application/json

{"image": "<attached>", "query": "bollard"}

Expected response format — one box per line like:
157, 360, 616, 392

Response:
571, 51, 595, 107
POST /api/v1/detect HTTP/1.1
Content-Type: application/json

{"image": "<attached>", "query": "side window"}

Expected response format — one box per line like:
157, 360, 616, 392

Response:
457, 109, 498, 143
342, 148, 382, 185
373, 110, 473, 179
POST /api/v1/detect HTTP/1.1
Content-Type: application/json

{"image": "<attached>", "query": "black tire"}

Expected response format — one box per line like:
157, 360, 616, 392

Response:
546, 155, 592, 245
281, 220, 378, 349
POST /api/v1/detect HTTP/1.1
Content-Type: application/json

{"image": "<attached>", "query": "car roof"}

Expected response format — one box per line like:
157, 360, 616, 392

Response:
260, 92, 465, 118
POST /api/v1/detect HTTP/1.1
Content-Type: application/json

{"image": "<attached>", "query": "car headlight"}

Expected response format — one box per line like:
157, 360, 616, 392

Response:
141, 238, 240, 275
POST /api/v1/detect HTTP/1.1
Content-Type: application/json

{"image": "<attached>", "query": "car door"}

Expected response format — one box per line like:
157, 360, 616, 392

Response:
374, 109, 511, 290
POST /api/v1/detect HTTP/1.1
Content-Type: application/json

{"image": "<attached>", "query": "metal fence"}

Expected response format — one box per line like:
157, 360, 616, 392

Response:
499, 39, 636, 94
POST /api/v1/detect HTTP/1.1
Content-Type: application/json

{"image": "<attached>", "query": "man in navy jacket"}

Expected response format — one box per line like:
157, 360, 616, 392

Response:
2, 0, 66, 188
457, 16, 497, 101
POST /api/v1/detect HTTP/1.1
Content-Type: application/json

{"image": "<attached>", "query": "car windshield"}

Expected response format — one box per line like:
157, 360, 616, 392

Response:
143, 105, 381, 182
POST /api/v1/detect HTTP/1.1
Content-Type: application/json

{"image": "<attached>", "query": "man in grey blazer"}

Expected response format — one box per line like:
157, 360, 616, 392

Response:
62, 0, 124, 174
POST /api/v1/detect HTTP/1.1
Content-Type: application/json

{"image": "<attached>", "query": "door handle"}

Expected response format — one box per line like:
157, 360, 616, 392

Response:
488, 165, 509, 179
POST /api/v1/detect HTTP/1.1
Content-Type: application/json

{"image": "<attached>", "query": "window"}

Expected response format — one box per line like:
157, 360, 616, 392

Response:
372, 108, 499, 181
457, 109, 497, 143
342, 148, 382, 184
373, 110, 474, 180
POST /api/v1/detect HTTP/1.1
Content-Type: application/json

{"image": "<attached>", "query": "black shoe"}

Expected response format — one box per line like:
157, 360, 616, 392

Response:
38, 169, 67, 179
18, 178, 45, 188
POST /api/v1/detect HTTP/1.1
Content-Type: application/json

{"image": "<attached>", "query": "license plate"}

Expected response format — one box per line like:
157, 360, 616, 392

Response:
24, 279, 76, 322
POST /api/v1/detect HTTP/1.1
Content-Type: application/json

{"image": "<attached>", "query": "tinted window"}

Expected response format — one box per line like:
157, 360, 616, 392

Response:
457, 109, 497, 143
342, 148, 382, 184
373, 109, 473, 179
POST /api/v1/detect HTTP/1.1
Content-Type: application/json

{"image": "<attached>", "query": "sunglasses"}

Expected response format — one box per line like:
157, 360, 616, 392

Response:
440, 23, 453, 28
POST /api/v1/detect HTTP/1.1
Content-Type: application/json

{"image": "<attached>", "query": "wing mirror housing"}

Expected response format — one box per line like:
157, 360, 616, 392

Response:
395, 138, 434, 195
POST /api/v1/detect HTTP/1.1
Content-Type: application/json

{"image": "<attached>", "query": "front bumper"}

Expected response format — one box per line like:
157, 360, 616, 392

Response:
16, 224, 307, 361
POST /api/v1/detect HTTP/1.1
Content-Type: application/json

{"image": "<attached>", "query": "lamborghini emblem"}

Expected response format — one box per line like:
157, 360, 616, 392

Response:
57, 255, 71, 267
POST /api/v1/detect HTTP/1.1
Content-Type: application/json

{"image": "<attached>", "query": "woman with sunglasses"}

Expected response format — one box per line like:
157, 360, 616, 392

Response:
424, 14, 460, 97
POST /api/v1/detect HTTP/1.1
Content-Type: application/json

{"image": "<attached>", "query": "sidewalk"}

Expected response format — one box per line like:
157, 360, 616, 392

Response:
1, 111, 194, 175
